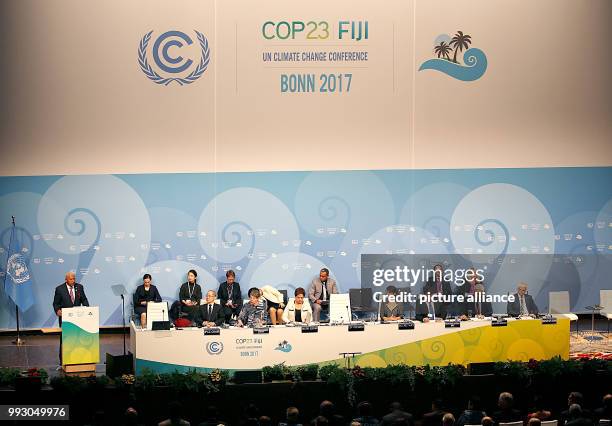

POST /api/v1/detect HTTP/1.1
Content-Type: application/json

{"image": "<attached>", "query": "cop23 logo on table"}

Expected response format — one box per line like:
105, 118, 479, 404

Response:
419, 31, 487, 81
138, 30, 210, 86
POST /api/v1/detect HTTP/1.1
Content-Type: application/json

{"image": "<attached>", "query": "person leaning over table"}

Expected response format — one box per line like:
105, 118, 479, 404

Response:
380, 285, 404, 321
197, 290, 224, 327
308, 267, 338, 322
282, 287, 313, 324
506, 281, 538, 317
260, 285, 285, 325
133, 273, 162, 328
237, 287, 268, 327
179, 269, 202, 321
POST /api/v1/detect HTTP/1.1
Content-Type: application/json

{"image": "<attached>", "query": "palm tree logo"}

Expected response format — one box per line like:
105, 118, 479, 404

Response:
450, 31, 472, 63
419, 30, 487, 82
434, 41, 452, 60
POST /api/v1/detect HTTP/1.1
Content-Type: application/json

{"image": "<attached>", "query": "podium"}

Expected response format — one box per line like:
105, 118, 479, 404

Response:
62, 306, 100, 373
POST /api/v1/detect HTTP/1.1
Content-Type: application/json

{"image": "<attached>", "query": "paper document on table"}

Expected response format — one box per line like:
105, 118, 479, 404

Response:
329, 293, 351, 323
146, 301, 169, 330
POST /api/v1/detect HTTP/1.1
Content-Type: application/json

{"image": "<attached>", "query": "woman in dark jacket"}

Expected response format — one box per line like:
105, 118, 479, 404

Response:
133, 273, 162, 328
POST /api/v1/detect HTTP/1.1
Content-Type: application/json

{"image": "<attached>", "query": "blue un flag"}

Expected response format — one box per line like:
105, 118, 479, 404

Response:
3, 231, 35, 312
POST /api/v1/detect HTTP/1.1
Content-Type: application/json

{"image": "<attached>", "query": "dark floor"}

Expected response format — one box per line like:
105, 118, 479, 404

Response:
0, 318, 610, 377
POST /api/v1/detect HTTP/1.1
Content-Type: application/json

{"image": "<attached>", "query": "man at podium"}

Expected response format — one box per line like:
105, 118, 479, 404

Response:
52, 271, 89, 365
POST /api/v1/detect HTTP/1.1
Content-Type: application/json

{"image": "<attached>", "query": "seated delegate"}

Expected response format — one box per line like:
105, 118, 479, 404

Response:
282, 287, 312, 324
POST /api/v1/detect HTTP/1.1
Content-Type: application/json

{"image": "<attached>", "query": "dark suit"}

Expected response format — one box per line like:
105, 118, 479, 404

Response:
381, 410, 414, 426
53, 283, 89, 313
197, 303, 224, 326
507, 293, 538, 316
133, 284, 162, 316
422, 410, 446, 426
492, 408, 522, 424
415, 278, 453, 320
52, 282, 89, 363
217, 281, 243, 322
565, 418, 594, 426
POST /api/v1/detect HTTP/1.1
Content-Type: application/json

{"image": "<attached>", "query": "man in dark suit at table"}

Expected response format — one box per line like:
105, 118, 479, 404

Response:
416, 265, 453, 321
507, 282, 539, 317
218, 270, 243, 323
52, 271, 90, 365
197, 290, 224, 327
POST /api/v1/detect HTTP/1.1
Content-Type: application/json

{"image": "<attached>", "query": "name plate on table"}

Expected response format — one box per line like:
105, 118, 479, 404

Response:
491, 318, 508, 327
444, 320, 461, 328
541, 317, 557, 325
253, 327, 270, 334
301, 325, 319, 333
152, 320, 171, 330
348, 323, 365, 332
203, 327, 221, 335
398, 321, 415, 330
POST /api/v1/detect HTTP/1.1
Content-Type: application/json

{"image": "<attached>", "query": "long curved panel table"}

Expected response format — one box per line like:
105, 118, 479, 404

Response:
129, 318, 570, 374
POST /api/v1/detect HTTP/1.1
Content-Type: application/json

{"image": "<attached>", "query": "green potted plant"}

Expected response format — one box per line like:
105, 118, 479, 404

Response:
296, 364, 319, 381
50, 374, 89, 395
262, 364, 286, 382
0, 367, 21, 387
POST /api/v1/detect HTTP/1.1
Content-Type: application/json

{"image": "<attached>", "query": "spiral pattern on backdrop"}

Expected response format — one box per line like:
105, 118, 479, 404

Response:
421, 339, 446, 361
317, 195, 351, 226
64, 208, 101, 242
474, 218, 509, 256
221, 220, 255, 254
423, 216, 451, 239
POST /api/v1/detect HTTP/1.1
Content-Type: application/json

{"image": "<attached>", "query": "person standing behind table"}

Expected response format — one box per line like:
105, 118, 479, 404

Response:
308, 268, 338, 322
133, 273, 162, 328
52, 271, 90, 366
425, 264, 453, 319
179, 269, 202, 322
506, 282, 539, 317
217, 270, 243, 323
415, 265, 451, 322
282, 287, 313, 324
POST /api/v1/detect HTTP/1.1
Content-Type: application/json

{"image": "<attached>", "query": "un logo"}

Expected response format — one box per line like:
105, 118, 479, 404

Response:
206, 341, 223, 355
138, 30, 210, 86
7, 253, 30, 285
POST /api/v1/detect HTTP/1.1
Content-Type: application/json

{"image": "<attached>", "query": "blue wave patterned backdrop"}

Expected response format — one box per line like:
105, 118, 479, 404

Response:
0, 167, 610, 328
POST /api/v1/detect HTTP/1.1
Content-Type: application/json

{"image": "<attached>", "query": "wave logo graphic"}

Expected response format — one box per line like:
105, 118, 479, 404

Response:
419, 31, 487, 81
206, 341, 224, 355
138, 30, 210, 86
275, 340, 292, 353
